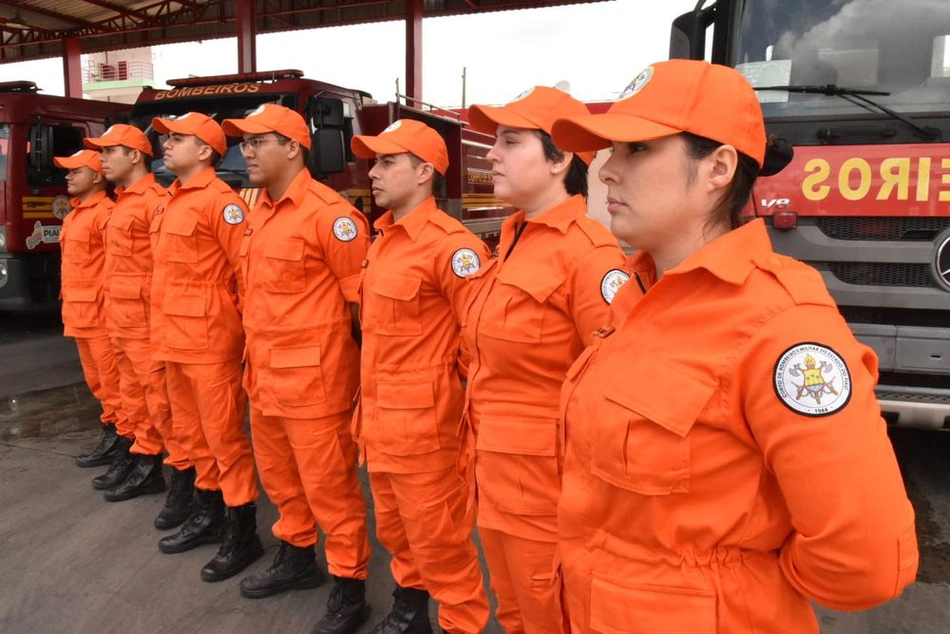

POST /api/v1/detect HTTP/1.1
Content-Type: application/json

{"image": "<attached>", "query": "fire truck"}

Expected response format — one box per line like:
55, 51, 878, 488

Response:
671, 0, 950, 428
0, 82, 126, 310
128, 69, 506, 246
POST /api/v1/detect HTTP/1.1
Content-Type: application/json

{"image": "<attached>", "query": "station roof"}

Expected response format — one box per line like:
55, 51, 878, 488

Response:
0, 0, 610, 63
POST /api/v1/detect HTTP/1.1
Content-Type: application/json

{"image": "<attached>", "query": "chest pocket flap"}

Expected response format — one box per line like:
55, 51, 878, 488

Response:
164, 215, 198, 237
109, 215, 136, 231
264, 237, 305, 261
497, 262, 564, 304
371, 273, 422, 301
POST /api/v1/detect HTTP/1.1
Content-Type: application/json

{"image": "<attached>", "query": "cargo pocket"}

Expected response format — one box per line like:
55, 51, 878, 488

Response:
369, 273, 423, 336
481, 263, 563, 344
63, 285, 100, 328
589, 574, 717, 634
109, 277, 146, 327
262, 237, 306, 294
64, 227, 91, 265
163, 215, 199, 263
374, 381, 439, 455
163, 287, 208, 350
267, 345, 327, 407
107, 215, 135, 257
475, 417, 559, 515
591, 359, 716, 495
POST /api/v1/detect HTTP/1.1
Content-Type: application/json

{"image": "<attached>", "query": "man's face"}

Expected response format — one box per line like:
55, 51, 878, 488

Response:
240, 133, 291, 188
64, 166, 100, 198
99, 145, 136, 184
367, 153, 424, 210
162, 133, 206, 175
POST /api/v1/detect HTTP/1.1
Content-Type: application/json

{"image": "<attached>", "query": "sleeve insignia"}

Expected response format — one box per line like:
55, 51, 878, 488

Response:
600, 269, 630, 304
452, 248, 481, 278
333, 216, 358, 242
773, 342, 852, 417
223, 203, 245, 225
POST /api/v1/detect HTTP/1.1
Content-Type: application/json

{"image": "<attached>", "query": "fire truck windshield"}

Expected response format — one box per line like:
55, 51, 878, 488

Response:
733, 0, 950, 119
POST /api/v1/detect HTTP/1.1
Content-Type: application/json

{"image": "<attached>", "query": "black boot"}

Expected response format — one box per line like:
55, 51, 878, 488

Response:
311, 575, 371, 634
370, 587, 432, 634
154, 467, 196, 530
240, 541, 326, 599
91, 436, 134, 490
200, 502, 265, 582
76, 423, 120, 468
158, 488, 226, 554
103, 453, 166, 502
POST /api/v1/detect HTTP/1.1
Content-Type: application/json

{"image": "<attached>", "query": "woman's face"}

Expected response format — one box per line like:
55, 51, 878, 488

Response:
486, 125, 559, 209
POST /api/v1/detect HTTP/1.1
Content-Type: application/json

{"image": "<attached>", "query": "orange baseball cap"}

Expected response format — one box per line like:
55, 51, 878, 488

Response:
468, 86, 596, 165
551, 60, 767, 167
152, 112, 227, 156
53, 149, 104, 175
84, 124, 153, 156
351, 119, 449, 176
222, 104, 312, 150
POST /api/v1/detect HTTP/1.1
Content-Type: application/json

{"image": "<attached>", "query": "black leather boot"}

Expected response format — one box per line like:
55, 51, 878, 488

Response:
240, 541, 326, 599
76, 423, 120, 468
154, 467, 196, 530
158, 488, 226, 554
91, 436, 134, 490
369, 587, 432, 634
104, 453, 166, 502
311, 575, 371, 634
200, 502, 265, 582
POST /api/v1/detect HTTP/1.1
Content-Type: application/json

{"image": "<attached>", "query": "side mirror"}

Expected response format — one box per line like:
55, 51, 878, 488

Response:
28, 124, 52, 174
311, 128, 345, 176
670, 4, 716, 60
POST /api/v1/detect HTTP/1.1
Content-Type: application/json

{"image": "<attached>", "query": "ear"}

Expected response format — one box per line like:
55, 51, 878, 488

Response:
415, 161, 435, 186
550, 151, 574, 176
196, 142, 214, 163
286, 139, 302, 161
704, 144, 738, 192
91, 171, 104, 185
130, 150, 143, 166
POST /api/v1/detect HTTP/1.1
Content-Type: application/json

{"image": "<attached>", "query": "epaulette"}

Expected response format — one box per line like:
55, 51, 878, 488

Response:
753, 254, 836, 307
426, 209, 466, 235
576, 216, 622, 248
209, 178, 233, 194
307, 180, 347, 207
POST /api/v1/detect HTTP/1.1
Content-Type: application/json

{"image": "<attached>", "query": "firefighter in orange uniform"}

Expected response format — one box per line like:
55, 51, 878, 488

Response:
222, 105, 373, 634
549, 59, 918, 633
84, 124, 197, 519
149, 112, 263, 582
462, 87, 627, 634
351, 119, 491, 634
54, 150, 131, 472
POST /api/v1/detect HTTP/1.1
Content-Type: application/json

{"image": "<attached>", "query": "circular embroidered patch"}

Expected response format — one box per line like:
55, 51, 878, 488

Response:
600, 269, 630, 304
51, 195, 71, 220
333, 216, 358, 242
618, 66, 654, 100
511, 87, 534, 102
383, 121, 402, 133
222, 204, 245, 225
451, 248, 481, 278
773, 342, 852, 417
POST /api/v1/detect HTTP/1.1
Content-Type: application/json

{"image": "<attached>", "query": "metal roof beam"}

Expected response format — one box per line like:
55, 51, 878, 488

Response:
75, 0, 151, 24
0, 1, 97, 29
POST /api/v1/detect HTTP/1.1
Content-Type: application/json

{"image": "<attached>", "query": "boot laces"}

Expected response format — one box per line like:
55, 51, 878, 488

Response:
326, 584, 344, 614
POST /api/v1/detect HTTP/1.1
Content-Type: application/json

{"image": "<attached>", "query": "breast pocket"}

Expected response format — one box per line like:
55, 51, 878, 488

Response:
591, 360, 716, 495
475, 416, 559, 515
266, 345, 326, 407
63, 228, 92, 265
372, 381, 440, 456
107, 215, 135, 257
262, 237, 306, 294
163, 216, 199, 264
369, 273, 423, 336
481, 264, 563, 344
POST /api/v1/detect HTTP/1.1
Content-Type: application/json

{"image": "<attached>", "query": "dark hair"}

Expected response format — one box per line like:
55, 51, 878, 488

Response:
121, 146, 151, 173
681, 132, 759, 230
537, 130, 588, 198
194, 137, 222, 166
272, 132, 311, 168
408, 153, 446, 196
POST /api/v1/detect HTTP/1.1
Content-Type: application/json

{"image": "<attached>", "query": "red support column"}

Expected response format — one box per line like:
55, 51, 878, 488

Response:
63, 38, 83, 99
405, 0, 423, 104
236, 0, 257, 74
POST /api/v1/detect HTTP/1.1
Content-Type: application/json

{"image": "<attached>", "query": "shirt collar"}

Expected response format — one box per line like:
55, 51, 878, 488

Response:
70, 189, 109, 211
171, 166, 216, 193
116, 173, 158, 200
373, 197, 439, 242
505, 194, 587, 234
259, 168, 310, 211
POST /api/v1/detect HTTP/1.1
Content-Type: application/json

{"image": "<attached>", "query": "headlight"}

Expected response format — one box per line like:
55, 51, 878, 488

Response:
0, 260, 8, 288
0, 226, 6, 252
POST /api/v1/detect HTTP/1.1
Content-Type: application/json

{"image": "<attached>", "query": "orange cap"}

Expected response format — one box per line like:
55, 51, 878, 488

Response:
84, 124, 153, 156
351, 119, 449, 176
468, 86, 596, 165
222, 104, 312, 150
551, 60, 767, 167
152, 112, 227, 156
53, 149, 104, 175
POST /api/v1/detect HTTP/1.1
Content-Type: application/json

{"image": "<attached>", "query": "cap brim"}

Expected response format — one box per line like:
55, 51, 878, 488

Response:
83, 137, 107, 150
351, 135, 411, 160
468, 104, 540, 135
221, 118, 275, 138
53, 157, 91, 170
552, 113, 682, 152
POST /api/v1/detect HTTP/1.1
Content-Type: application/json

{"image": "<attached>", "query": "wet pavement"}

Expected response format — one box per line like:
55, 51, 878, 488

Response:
0, 313, 948, 633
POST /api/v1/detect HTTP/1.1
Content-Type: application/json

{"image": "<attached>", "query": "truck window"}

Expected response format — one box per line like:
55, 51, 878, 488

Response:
27, 124, 83, 188
0, 123, 9, 182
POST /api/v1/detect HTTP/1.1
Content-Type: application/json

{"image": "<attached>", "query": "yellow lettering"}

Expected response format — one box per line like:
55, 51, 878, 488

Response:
941, 158, 950, 203
916, 157, 931, 201
802, 159, 831, 201
839, 158, 872, 201
877, 157, 910, 200
247, 84, 260, 93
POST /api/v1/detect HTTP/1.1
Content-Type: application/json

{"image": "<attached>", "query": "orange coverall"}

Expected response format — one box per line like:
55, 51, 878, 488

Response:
558, 219, 918, 633
107, 173, 190, 468
60, 190, 129, 438
461, 193, 626, 634
241, 168, 371, 578
356, 197, 491, 634
150, 166, 256, 506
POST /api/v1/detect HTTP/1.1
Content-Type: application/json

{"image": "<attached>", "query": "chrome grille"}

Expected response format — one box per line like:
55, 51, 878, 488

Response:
817, 217, 950, 241
827, 262, 935, 287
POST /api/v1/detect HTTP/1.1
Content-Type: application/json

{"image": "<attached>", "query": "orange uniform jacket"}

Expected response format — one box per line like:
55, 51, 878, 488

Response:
106, 173, 169, 339
150, 167, 248, 363
462, 194, 626, 540
241, 168, 369, 417
558, 219, 918, 633
60, 190, 114, 339
357, 197, 491, 474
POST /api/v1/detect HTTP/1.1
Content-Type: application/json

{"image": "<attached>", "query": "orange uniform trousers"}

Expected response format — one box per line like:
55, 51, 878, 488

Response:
112, 336, 191, 467
165, 360, 257, 506
369, 468, 489, 634
75, 336, 131, 437
250, 407, 370, 578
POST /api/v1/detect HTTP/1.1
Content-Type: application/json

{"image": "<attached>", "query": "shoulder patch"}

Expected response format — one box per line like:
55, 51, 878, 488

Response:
773, 342, 852, 417
333, 216, 359, 242
754, 255, 836, 307
223, 203, 245, 225
600, 269, 630, 304
451, 248, 481, 278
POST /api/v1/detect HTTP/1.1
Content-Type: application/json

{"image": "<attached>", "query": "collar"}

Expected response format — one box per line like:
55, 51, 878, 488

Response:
70, 189, 109, 211
116, 173, 159, 200
259, 167, 310, 211
170, 166, 216, 194
373, 197, 439, 242
503, 194, 587, 235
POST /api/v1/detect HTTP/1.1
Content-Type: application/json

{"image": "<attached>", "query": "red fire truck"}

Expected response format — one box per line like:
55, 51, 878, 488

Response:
671, 0, 950, 428
128, 69, 506, 247
0, 82, 126, 310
